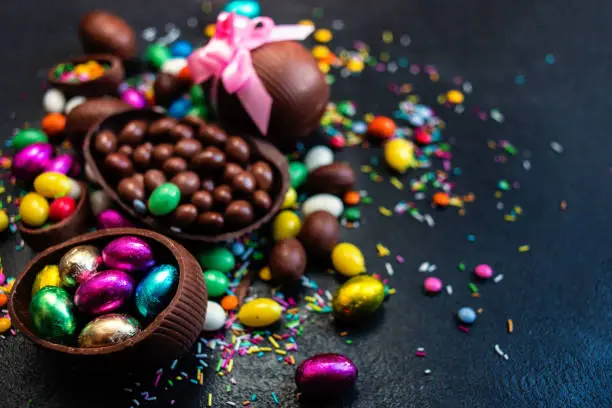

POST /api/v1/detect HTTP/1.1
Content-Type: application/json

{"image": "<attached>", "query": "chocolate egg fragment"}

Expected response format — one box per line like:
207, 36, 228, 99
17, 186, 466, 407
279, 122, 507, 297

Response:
75, 270, 135, 314
78, 313, 141, 348
59, 245, 101, 288
269, 238, 307, 283
298, 211, 340, 258
79, 10, 136, 60
307, 163, 356, 196
102, 236, 154, 272
295, 353, 358, 399
215, 41, 329, 146
331, 275, 385, 321
30, 286, 77, 342
135, 264, 178, 319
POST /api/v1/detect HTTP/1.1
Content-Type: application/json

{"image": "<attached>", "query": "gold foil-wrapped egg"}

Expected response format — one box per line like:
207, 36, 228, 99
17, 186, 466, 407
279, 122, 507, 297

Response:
332, 275, 385, 320
78, 314, 141, 348
59, 245, 101, 288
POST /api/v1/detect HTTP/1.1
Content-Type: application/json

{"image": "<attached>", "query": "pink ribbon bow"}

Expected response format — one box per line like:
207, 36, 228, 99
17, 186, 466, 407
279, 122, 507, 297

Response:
187, 12, 314, 135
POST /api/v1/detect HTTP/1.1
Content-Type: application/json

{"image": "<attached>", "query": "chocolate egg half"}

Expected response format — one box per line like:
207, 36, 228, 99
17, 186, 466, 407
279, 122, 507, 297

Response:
78, 313, 141, 348
75, 270, 135, 314
102, 236, 154, 272
295, 353, 358, 399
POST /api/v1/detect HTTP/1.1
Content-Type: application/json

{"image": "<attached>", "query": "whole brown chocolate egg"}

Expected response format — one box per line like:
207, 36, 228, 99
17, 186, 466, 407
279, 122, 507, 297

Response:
79, 10, 136, 60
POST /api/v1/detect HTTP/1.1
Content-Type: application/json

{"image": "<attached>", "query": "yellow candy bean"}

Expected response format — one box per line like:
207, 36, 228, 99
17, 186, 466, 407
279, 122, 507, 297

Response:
31, 265, 61, 297
0, 210, 8, 233
314, 28, 333, 43
19, 192, 49, 227
0, 317, 10, 334
384, 138, 416, 173
281, 187, 297, 209
259, 266, 272, 281
446, 89, 464, 104
34, 172, 71, 198
273, 211, 301, 241
238, 298, 283, 327
332, 243, 366, 277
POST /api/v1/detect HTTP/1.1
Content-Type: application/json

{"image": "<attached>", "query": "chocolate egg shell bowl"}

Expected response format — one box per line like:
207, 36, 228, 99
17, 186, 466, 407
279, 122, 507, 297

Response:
8, 228, 207, 369
84, 109, 289, 243
18, 181, 91, 253
47, 54, 124, 98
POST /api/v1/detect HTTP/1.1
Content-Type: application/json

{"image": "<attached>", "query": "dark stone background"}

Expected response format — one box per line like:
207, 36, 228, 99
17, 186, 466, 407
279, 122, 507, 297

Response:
0, 0, 610, 407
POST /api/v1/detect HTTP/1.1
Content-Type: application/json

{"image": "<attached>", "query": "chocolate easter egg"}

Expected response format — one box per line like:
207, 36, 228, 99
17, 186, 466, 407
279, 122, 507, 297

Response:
79, 10, 137, 60
45, 154, 74, 175
269, 238, 307, 283
298, 211, 340, 257
307, 163, 356, 196
135, 264, 178, 319
332, 275, 384, 320
78, 313, 141, 348
215, 41, 329, 146
295, 353, 358, 399
97, 209, 134, 229
75, 270, 135, 314
101, 236, 154, 272
66, 97, 131, 143
59, 245, 101, 288
30, 286, 76, 341
12, 143, 53, 180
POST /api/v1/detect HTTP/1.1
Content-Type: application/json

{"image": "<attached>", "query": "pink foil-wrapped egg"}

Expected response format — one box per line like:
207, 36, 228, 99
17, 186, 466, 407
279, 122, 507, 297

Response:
295, 353, 358, 399
74, 270, 135, 314
102, 236, 155, 272
12, 143, 53, 179
45, 154, 73, 174
97, 209, 134, 229
121, 88, 147, 109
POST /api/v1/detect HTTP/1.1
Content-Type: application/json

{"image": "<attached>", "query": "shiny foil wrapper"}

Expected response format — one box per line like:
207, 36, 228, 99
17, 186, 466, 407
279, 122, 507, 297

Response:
78, 313, 141, 348
31, 264, 61, 297
101, 236, 154, 272
331, 275, 385, 320
74, 270, 135, 314
295, 353, 358, 399
30, 286, 77, 341
135, 264, 178, 319
59, 245, 101, 288
97, 209, 134, 229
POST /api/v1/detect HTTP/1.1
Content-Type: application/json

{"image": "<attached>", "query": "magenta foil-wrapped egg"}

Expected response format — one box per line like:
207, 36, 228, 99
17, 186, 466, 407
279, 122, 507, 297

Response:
295, 353, 358, 399
102, 236, 155, 272
45, 154, 73, 174
74, 270, 135, 314
121, 89, 147, 109
97, 209, 134, 229
12, 143, 53, 179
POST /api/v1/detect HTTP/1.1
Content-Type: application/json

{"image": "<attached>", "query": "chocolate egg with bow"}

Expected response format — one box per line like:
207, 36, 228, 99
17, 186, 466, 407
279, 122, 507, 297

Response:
59, 245, 101, 288
78, 313, 141, 348
135, 264, 178, 319
101, 236, 154, 272
75, 270, 135, 314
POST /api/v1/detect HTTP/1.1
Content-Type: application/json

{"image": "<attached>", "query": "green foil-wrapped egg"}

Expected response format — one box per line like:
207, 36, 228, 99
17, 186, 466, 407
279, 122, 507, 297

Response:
135, 264, 178, 319
78, 314, 141, 348
30, 286, 76, 341
331, 275, 385, 321
31, 264, 61, 297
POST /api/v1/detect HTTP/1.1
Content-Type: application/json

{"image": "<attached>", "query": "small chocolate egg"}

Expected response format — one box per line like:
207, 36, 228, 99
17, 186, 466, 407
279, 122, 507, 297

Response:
231, 172, 256, 196
31, 265, 61, 297
12, 143, 53, 180
94, 130, 118, 154
175, 138, 202, 158
192, 146, 226, 171
225, 200, 254, 227
238, 298, 282, 327
171, 171, 200, 196
135, 264, 178, 319
104, 152, 134, 178
152, 143, 174, 163
78, 314, 141, 348
171, 203, 198, 227
143, 169, 167, 192
97, 209, 134, 229
307, 162, 356, 196
75, 270, 135, 314
118, 144, 134, 157
30, 286, 76, 341
198, 211, 225, 231
118, 120, 148, 145
59, 245, 101, 288
225, 136, 250, 163
295, 353, 358, 399
331, 275, 385, 320
149, 117, 178, 138
163, 157, 188, 176
269, 238, 307, 283
203, 301, 226, 331
102, 236, 154, 272
250, 161, 274, 191
133, 143, 153, 168
298, 211, 340, 257
197, 124, 227, 146
223, 163, 243, 183
118, 177, 145, 202
252, 190, 272, 212
191, 190, 214, 212
169, 123, 194, 140
213, 185, 233, 208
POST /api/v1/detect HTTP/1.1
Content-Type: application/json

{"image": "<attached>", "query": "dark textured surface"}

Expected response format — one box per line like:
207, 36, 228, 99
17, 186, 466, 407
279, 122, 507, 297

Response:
0, 0, 610, 407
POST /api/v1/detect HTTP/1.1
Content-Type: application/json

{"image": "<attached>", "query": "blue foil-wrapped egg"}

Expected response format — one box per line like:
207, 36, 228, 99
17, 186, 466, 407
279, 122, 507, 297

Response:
135, 264, 178, 319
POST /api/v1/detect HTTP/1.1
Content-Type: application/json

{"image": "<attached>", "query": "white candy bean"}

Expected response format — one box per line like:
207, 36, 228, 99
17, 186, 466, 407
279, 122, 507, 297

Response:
65, 96, 86, 114
304, 145, 334, 172
89, 189, 113, 216
42, 88, 66, 113
161, 58, 188, 75
203, 301, 226, 331
302, 194, 344, 218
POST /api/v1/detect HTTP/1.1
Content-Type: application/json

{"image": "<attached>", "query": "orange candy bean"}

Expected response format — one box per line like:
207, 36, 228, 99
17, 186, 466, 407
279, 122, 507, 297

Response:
367, 116, 397, 139
220, 295, 239, 311
178, 66, 192, 81
432, 192, 450, 207
343, 191, 360, 206
0, 292, 8, 308
41, 113, 67, 137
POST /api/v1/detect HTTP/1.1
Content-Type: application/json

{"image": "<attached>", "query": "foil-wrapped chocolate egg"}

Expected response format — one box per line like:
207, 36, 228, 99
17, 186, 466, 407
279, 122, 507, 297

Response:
331, 275, 385, 321
59, 245, 102, 288
74, 270, 135, 314
45, 154, 74, 175
97, 209, 134, 229
78, 314, 142, 348
12, 143, 53, 180
101, 236, 154, 272
135, 264, 178, 319
30, 286, 76, 341
31, 264, 61, 297
295, 353, 358, 399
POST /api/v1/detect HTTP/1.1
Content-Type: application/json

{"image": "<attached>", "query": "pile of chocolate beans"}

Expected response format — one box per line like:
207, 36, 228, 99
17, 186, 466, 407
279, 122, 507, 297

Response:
94, 116, 278, 234
29, 236, 178, 347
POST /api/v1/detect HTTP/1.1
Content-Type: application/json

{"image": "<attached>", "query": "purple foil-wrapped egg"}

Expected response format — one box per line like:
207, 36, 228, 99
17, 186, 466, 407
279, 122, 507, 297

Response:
121, 88, 147, 109
102, 236, 155, 272
74, 270, 135, 314
12, 143, 53, 179
295, 353, 358, 399
45, 154, 73, 175
97, 209, 134, 229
